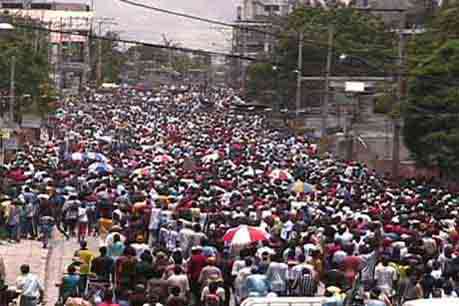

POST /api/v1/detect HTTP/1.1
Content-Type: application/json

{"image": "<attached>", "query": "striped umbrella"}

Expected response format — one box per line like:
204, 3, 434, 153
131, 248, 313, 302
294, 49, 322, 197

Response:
223, 225, 269, 246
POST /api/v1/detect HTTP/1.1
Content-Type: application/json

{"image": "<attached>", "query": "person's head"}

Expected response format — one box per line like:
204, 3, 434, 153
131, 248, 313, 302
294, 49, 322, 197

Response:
191, 246, 202, 255
20, 264, 30, 275
114, 234, 121, 243
80, 240, 87, 250
67, 265, 77, 274
381, 256, 390, 267
99, 246, 107, 256
172, 250, 183, 265
207, 257, 216, 266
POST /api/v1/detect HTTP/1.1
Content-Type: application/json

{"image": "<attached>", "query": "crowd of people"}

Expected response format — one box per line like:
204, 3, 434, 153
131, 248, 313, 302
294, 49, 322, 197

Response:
1, 85, 459, 306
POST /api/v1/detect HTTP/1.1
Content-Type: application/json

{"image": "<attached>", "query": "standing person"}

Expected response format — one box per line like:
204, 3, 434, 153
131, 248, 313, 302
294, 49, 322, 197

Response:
74, 241, 95, 295
218, 249, 234, 306
398, 268, 423, 305
77, 202, 89, 242
166, 265, 190, 300
15, 264, 44, 306
59, 265, 80, 303
63, 196, 79, 237
38, 204, 55, 249
375, 257, 398, 296
22, 201, 36, 239
7, 201, 21, 242
91, 246, 114, 282
265, 253, 289, 296
187, 246, 207, 302
107, 233, 125, 259
198, 257, 223, 290
148, 201, 162, 247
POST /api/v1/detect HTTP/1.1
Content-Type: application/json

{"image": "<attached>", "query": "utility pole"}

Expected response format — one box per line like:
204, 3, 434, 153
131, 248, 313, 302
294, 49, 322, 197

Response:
392, 12, 407, 179
9, 56, 15, 126
295, 31, 303, 118
97, 21, 103, 86
94, 18, 117, 86
322, 23, 334, 137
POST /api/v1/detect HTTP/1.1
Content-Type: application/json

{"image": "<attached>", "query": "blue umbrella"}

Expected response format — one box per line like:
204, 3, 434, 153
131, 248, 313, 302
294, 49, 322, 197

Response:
84, 152, 109, 163
88, 162, 113, 175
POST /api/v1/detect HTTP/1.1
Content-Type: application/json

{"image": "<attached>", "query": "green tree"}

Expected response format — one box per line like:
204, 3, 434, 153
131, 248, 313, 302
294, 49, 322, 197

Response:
0, 16, 54, 118
403, 3, 459, 177
246, 7, 396, 108
91, 31, 126, 84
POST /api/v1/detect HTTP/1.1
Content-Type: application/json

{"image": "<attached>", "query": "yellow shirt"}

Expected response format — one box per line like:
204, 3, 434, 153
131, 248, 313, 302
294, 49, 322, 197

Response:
76, 249, 95, 275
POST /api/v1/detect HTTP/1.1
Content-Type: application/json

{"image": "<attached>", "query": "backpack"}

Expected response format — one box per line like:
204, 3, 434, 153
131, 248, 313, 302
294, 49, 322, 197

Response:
204, 293, 221, 306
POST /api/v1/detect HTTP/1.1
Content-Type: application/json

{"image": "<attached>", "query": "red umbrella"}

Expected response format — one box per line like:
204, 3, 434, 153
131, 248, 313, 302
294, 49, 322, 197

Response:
268, 169, 294, 181
223, 225, 269, 246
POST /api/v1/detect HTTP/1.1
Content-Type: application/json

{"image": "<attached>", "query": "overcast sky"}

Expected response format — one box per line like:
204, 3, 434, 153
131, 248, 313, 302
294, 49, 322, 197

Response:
90, 0, 241, 52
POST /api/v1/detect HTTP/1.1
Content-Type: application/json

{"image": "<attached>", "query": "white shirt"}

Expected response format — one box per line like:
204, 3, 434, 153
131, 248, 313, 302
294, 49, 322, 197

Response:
16, 273, 43, 298
231, 260, 246, 277
78, 207, 88, 222
375, 264, 397, 292
149, 208, 161, 230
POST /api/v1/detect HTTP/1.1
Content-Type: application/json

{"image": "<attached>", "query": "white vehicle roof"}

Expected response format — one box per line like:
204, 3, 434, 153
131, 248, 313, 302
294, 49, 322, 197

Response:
404, 298, 459, 306
241, 297, 332, 306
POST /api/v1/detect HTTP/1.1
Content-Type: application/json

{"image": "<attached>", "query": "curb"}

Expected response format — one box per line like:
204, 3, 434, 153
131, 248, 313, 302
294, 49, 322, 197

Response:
43, 232, 57, 305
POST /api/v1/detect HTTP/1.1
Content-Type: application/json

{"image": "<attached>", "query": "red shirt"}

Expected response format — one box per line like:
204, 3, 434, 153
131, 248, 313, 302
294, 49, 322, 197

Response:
188, 254, 207, 281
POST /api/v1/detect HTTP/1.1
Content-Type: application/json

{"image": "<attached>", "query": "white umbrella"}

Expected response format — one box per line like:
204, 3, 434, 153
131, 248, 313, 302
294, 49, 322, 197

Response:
71, 152, 84, 161
202, 152, 220, 163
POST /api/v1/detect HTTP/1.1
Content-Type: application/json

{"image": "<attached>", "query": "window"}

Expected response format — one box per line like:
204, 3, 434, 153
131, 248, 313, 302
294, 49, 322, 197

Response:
264, 5, 280, 12
2, 3, 23, 9
31, 3, 52, 9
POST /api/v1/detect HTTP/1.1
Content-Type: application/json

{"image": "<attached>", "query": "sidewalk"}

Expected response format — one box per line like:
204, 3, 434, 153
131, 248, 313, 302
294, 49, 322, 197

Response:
45, 236, 99, 304
0, 239, 48, 287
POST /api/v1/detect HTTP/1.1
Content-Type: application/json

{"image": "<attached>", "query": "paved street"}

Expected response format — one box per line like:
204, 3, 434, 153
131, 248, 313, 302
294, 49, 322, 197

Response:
0, 233, 99, 304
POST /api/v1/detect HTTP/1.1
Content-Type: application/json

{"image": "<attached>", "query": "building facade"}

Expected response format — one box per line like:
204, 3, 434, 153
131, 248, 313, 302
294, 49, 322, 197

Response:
1, 0, 94, 95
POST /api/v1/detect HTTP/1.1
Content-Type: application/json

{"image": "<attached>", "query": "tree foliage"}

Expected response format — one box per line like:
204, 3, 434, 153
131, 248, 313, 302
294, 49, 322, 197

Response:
0, 16, 55, 117
90, 31, 126, 84
246, 7, 396, 108
404, 39, 459, 176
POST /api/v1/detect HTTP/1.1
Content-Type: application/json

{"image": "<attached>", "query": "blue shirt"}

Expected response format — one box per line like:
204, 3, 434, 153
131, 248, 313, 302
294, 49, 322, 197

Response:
246, 274, 270, 297
108, 241, 125, 258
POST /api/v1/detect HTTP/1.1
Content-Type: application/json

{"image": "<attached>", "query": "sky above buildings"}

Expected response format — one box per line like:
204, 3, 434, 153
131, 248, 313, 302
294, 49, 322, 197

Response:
87, 0, 241, 52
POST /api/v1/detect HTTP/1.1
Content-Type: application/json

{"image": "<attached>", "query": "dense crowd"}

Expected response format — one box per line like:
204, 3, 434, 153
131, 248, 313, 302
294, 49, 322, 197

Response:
1, 86, 459, 306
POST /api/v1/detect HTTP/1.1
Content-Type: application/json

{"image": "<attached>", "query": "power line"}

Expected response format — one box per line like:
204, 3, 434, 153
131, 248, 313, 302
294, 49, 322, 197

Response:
10, 22, 270, 63
12, 20, 454, 86
117, 0, 401, 61
118, 0, 282, 38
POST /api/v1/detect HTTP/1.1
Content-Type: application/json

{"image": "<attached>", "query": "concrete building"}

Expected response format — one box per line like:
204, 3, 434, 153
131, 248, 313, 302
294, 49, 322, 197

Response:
1, 0, 94, 95
231, 0, 297, 91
